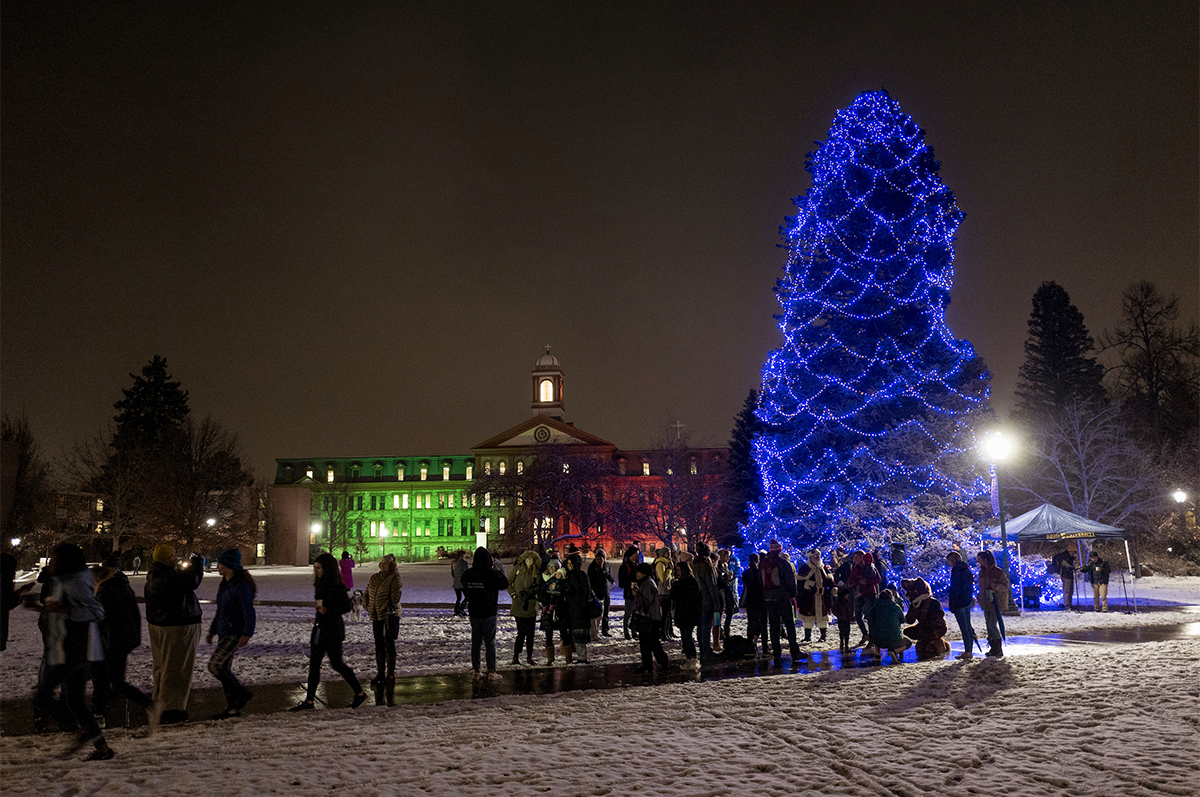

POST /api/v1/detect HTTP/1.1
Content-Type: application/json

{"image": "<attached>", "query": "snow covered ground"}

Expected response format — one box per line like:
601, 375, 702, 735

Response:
2, 567, 1198, 796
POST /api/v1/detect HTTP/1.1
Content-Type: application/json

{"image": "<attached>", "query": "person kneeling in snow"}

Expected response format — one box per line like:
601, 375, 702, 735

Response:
900, 577, 950, 660
864, 589, 910, 662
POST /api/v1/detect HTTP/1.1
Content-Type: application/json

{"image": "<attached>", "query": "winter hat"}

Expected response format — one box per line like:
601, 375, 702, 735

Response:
101, 553, 123, 570
217, 549, 242, 570
635, 562, 654, 579
768, 539, 782, 553
152, 544, 175, 564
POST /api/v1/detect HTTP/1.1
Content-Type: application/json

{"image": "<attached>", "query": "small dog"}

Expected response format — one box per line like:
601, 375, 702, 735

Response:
350, 589, 367, 622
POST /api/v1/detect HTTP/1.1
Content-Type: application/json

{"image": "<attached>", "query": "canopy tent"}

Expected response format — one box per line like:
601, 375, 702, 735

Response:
982, 503, 1136, 611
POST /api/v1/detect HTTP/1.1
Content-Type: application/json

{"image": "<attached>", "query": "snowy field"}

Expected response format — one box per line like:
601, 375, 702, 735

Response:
2, 566, 1199, 796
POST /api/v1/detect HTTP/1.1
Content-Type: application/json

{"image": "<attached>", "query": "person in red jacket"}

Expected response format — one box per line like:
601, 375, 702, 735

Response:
847, 550, 881, 647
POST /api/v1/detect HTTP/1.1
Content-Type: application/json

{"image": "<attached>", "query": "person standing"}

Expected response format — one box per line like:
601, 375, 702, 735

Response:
796, 549, 833, 643
364, 554, 402, 686
291, 553, 366, 711
692, 543, 720, 660
451, 550, 469, 617
672, 560, 703, 670
716, 549, 737, 647
1052, 548, 1077, 610
740, 553, 767, 657
207, 549, 258, 719
847, 550, 881, 647
508, 550, 542, 665
761, 540, 801, 666
1081, 551, 1111, 613
462, 546, 508, 680
339, 550, 355, 591
561, 553, 594, 664
945, 551, 979, 659
617, 546, 640, 640
93, 554, 153, 724
587, 549, 614, 640
653, 548, 676, 640
2, 551, 34, 652
632, 563, 669, 673
977, 550, 1009, 658
539, 561, 568, 666
144, 544, 203, 725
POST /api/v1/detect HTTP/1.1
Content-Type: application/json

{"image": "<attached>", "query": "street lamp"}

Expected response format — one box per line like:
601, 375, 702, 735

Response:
1173, 489, 1188, 505
981, 430, 1015, 571
206, 518, 216, 528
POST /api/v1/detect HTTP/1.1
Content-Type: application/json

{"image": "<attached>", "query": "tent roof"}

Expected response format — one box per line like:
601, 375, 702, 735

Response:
983, 503, 1124, 542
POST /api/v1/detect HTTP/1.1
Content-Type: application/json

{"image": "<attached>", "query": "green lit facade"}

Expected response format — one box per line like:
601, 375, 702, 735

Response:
271, 455, 482, 562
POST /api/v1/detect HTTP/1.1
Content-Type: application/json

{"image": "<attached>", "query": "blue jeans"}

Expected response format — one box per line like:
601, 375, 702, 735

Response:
951, 606, 976, 651
470, 615, 498, 672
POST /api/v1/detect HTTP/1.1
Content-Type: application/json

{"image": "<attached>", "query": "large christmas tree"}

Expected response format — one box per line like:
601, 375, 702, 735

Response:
748, 91, 991, 554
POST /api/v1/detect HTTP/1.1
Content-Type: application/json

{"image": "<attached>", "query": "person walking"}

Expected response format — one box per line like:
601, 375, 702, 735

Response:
632, 563, 669, 673
291, 553, 367, 711
207, 549, 258, 719
364, 554, 402, 686
462, 546, 508, 680
92, 554, 153, 725
1081, 551, 1111, 612
339, 550, 355, 591
508, 550, 542, 665
31, 544, 114, 761
131, 556, 141, 577
945, 551, 979, 659
451, 550, 469, 617
588, 549, 615, 640
977, 550, 1009, 658
796, 549, 833, 644
761, 540, 801, 666
144, 544, 203, 725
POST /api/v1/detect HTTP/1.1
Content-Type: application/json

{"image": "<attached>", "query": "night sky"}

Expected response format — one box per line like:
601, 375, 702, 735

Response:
2, 3, 1196, 481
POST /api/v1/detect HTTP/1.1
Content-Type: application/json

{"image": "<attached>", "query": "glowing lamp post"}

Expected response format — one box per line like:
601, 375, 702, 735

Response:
981, 431, 1014, 571
1173, 490, 1188, 505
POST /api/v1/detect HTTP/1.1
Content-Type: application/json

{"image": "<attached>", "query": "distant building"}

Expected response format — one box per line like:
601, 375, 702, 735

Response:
266, 351, 729, 565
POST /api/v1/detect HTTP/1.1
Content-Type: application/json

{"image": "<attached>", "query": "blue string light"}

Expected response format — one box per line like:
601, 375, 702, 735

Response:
747, 90, 991, 555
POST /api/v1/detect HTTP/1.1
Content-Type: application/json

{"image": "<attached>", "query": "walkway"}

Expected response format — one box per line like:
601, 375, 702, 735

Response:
3, 621, 1196, 737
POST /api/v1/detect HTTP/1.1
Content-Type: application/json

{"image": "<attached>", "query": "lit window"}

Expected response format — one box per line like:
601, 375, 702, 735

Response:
402, 494, 409, 510
448, 494, 455, 508
667, 468, 673, 476
499, 496, 506, 506
466, 464, 473, 480
617, 459, 626, 475
690, 458, 698, 475
398, 464, 405, 481
481, 517, 489, 534
306, 467, 314, 478
420, 464, 428, 481
485, 493, 491, 507
563, 463, 570, 474
484, 461, 491, 476
327, 468, 335, 483
439, 494, 446, 509
516, 460, 523, 475
370, 521, 377, 537
499, 517, 506, 535
643, 462, 651, 476
256, 543, 265, 558
498, 461, 506, 475
393, 494, 400, 510
96, 498, 104, 512
443, 463, 450, 480
539, 378, 554, 402
380, 522, 388, 537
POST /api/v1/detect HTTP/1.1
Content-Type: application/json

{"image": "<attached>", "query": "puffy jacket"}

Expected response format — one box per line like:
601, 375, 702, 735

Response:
559, 556, 593, 630
978, 564, 1010, 615
947, 561, 975, 610
210, 575, 255, 639
867, 597, 904, 647
144, 558, 203, 627
365, 568, 402, 621
761, 552, 797, 602
672, 574, 703, 628
587, 557, 613, 600
848, 555, 881, 599
508, 551, 542, 619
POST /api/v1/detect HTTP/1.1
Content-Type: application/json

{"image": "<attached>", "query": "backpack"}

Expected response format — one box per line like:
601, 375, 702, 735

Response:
762, 558, 780, 591
722, 634, 756, 660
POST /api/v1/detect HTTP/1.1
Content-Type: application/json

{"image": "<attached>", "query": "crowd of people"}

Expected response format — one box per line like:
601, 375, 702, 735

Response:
4, 536, 1092, 762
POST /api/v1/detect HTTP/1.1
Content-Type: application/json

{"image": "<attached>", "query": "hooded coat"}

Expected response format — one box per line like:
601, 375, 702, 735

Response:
96, 569, 142, 655
508, 551, 542, 619
463, 547, 508, 618
560, 554, 594, 631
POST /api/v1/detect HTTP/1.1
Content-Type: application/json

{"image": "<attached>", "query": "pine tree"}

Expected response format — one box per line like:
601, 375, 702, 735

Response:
748, 91, 991, 552
727, 389, 762, 527
111, 354, 190, 452
1014, 282, 1105, 427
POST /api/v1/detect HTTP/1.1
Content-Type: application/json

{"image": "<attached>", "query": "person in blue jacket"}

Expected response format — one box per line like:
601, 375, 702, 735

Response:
206, 549, 256, 719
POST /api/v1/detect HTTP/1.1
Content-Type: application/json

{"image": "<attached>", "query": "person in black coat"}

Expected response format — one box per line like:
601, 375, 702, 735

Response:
462, 546, 509, 679
617, 546, 640, 640
561, 553, 594, 664
93, 555, 153, 720
290, 553, 367, 711
671, 560, 703, 670
740, 553, 767, 657
587, 550, 615, 639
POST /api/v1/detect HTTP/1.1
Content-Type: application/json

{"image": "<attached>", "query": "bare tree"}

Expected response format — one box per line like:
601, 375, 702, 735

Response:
311, 479, 366, 558
63, 425, 149, 553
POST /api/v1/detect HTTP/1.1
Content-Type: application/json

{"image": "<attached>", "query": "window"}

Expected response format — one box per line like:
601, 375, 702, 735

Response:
351, 465, 360, 478
563, 463, 570, 474
690, 458, 698, 475
306, 467, 314, 478
516, 460, 523, 475
443, 463, 450, 480
498, 461, 506, 475
393, 494, 400, 510
448, 493, 455, 508
371, 495, 378, 511
617, 458, 626, 475
284, 466, 293, 480
438, 494, 446, 509
370, 521, 377, 537
643, 462, 651, 476
484, 492, 491, 507
256, 543, 265, 559
539, 378, 554, 402
480, 517, 489, 534
356, 496, 364, 511
484, 461, 491, 476
498, 517, 505, 535
465, 464, 473, 480
326, 467, 334, 483
499, 495, 506, 506
397, 463, 405, 481
420, 464, 428, 481
374, 464, 383, 478
96, 498, 104, 512
402, 494, 409, 510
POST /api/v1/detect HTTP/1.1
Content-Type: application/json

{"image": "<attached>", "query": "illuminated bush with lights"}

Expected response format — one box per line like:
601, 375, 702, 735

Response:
748, 90, 991, 557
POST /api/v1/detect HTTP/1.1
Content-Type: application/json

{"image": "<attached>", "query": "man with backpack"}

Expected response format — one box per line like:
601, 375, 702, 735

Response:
761, 540, 801, 667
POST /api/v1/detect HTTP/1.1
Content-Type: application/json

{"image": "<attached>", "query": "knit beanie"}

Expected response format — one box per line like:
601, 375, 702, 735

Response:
768, 539, 782, 553
152, 544, 175, 564
217, 548, 242, 570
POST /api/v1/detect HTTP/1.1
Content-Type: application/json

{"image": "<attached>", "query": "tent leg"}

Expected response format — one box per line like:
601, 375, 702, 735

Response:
1016, 542, 1024, 613
1124, 539, 1138, 613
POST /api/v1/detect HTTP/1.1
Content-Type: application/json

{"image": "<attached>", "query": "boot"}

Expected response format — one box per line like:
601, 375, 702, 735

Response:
526, 652, 537, 666
562, 645, 574, 666
986, 639, 1004, 658
372, 651, 386, 685
803, 627, 812, 643
385, 650, 396, 684
545, 646, 555, 666
819, 627, 827, 643
576, 642, 588, 664
511, 652, 522, 666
